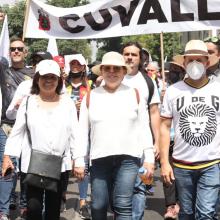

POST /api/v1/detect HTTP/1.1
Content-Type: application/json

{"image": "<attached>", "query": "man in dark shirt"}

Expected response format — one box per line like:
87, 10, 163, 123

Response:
0, 37, 34, 220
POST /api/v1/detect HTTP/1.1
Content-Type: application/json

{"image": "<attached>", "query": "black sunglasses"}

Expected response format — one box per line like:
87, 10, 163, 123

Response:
10, 47, 24, 52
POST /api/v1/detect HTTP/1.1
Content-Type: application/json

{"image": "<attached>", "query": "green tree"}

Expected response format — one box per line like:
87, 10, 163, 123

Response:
0, 0, 91, 63
47, 0, 89, 7
96, 37, 122, 61
122, 33, 183, 63
96, 33, 184, 63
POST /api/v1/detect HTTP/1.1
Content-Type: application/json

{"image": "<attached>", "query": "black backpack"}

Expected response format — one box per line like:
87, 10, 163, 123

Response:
140, 70, 155, 106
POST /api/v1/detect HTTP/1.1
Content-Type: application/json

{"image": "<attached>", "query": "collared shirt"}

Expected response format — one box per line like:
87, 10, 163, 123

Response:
4, 94, 84, 172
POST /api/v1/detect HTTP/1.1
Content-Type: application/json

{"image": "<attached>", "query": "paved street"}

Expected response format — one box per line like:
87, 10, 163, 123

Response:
10, 169, 165, 220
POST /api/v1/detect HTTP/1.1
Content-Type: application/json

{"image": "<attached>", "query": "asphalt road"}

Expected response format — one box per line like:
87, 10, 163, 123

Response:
11, 169, 165, 220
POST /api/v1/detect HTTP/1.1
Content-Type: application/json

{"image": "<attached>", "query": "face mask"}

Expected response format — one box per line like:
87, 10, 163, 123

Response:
186, 61, 205, 80
69, 71, 83, 79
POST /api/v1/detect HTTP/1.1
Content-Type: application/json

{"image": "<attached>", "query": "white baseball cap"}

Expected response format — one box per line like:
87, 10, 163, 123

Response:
35, 59, 61, 77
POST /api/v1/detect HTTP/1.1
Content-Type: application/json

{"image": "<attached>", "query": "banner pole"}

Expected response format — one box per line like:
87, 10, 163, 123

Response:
160, 32, 166, 90
22, 0, 31, 41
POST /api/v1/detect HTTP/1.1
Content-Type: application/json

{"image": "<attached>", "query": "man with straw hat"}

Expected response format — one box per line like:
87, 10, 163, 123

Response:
160, 39, 220, 219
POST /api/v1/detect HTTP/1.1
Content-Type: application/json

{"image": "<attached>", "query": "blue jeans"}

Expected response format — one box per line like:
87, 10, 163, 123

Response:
0, 127, 17, 215
90, 155, 139, 220
78, 175, 89, 200
132, 176, 146, 220
174, 164, 220, 220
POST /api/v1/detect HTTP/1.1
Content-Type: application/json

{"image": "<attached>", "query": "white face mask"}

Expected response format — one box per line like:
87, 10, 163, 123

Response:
186, 60, 205, 80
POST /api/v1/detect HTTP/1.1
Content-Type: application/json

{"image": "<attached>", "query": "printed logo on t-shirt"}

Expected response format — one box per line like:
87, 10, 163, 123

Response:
179, 103, 217, 147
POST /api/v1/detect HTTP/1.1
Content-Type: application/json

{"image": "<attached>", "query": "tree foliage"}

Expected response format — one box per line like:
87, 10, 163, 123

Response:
122, 33, 184, 63
96, 33, 184, 63
1, 0, 184, 64
0, 0, 91, 64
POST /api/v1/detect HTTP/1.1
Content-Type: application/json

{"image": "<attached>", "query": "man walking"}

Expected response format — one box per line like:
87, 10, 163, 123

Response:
121, 42, 160, 220
160, 40, 220, 219
0, 37, 34, 220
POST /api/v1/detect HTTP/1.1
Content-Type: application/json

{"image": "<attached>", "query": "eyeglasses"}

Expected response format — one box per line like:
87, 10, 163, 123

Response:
102, 65, 122, 72
204, 36, 220, 44
10, 47, 24, 52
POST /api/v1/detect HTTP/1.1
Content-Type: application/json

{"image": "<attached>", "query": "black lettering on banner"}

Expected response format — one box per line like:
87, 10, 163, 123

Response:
137, 0, 167, 24
198, 0, 220, 20
59, 14, 85, 33
84, 9, 112, 31
171, 0, 194, 22
112, 0, 139, 26
177, 97, 184, 112
212, 96, 219, 111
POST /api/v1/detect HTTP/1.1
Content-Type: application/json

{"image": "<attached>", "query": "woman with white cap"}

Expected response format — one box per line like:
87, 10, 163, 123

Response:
76, 51, 154, 220
65, 54, 93, 219
1, 60, 82, 220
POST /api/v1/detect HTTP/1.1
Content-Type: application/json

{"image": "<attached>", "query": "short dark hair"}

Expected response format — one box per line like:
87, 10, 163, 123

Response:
30, 72, 63, 95
121, 41, 145, 71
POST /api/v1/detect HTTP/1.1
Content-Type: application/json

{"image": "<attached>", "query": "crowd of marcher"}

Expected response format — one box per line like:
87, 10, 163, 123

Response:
0, 31, 220, 220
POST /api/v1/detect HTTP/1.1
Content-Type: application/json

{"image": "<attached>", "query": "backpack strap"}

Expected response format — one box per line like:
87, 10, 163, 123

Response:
141, 71, 154, 106
134, 88, 140, 105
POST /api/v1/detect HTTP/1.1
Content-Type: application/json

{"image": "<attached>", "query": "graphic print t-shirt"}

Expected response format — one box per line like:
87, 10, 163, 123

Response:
161, 80, 220, 164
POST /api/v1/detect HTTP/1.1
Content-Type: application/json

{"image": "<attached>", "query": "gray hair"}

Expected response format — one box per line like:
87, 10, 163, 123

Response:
147, 61, 160, 71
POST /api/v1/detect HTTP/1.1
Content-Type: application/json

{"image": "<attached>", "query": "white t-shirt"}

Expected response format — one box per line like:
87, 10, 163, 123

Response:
161, 80, 220, 164
122, 71, 160, 107
78, 84, 154, 164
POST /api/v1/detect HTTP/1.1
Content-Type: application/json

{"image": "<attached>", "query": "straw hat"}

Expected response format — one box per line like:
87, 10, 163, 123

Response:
92, 51, 131, 75
173, 40, 219, 67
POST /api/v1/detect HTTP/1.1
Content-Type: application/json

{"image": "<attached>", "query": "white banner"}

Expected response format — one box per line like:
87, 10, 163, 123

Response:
47, 37, 58, 57
0, 14, 10, 63
24, 0, 220, 39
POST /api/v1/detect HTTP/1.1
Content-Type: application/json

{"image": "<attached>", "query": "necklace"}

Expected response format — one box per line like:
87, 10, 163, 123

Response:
39, 93, 59, 102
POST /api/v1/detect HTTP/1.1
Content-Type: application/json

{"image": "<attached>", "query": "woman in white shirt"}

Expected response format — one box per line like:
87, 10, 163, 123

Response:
1, 60, 83, 220
75, 52, 154, 220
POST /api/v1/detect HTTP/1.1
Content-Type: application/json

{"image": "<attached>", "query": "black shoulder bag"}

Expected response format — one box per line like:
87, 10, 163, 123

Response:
23, 96, 63, 192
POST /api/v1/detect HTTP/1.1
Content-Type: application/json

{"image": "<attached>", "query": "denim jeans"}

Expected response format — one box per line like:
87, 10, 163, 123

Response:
132, 176, 146, 220
0, 127, 17, 215
90, 155, 140, 220
78, 175, 89, 200
174, 164, 220, 220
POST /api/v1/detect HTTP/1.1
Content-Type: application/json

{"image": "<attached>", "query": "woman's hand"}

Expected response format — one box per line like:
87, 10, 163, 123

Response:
73, 167, 85, 180
1, 155, 14, 176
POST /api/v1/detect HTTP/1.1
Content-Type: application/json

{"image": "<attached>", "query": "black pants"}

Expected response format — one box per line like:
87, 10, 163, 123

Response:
26, 180, 62, 220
